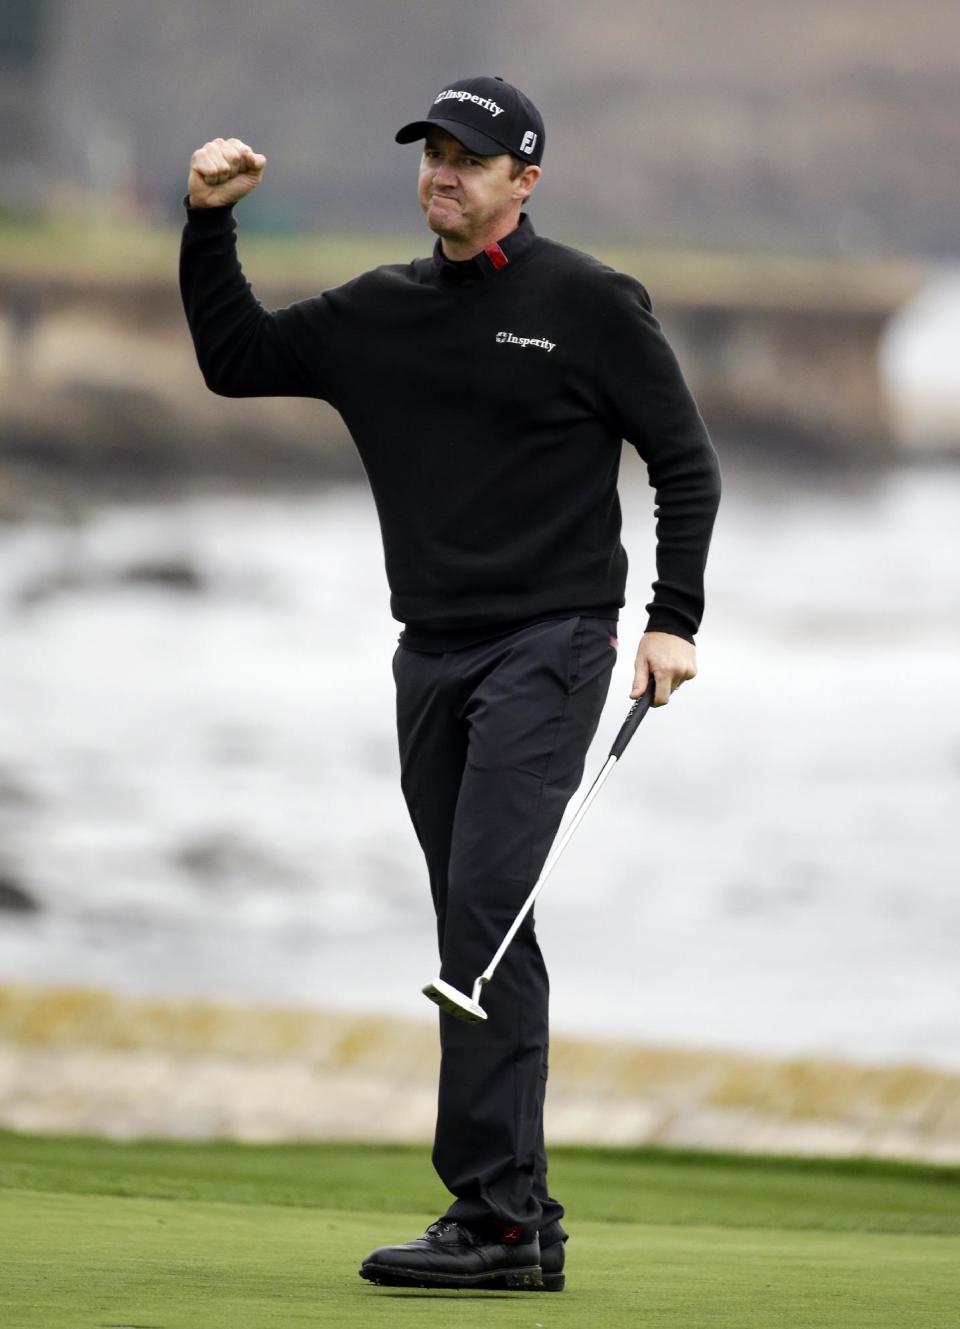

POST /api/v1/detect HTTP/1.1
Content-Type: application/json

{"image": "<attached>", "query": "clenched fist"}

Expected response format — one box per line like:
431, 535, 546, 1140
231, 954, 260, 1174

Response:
187, 137, 267, 208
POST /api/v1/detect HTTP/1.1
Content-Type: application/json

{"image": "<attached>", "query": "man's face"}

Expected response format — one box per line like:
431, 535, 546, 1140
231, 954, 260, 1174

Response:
418, 127, 534, 243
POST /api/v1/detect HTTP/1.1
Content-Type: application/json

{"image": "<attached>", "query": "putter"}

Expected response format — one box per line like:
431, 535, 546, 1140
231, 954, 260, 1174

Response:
423, 677, 657, 1022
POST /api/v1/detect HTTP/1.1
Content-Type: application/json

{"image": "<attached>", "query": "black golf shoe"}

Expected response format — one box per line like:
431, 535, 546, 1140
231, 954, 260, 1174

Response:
538, 1220, 568, 1292
359, 1217, 543, 1290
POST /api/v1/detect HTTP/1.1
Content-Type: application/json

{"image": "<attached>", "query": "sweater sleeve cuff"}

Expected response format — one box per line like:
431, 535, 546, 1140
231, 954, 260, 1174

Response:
182, 193, 236, 228
643, 610, 696, 644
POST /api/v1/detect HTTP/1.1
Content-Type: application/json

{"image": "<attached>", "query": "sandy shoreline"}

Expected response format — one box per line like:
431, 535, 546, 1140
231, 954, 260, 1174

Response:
2, 983, 958, 1162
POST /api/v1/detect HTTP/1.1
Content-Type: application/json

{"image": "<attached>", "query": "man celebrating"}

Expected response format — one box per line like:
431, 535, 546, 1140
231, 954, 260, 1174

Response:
180, 74, 721, 1293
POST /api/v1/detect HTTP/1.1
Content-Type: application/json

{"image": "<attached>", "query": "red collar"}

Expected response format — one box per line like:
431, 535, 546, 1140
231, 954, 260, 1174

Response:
483, 241, 509, 271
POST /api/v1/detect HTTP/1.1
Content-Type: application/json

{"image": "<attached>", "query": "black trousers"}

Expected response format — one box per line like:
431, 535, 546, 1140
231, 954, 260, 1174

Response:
392, 614, 618, 1239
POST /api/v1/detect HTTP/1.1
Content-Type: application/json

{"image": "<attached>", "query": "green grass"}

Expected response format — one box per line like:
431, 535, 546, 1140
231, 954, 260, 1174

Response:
2, 1132, 958, 1327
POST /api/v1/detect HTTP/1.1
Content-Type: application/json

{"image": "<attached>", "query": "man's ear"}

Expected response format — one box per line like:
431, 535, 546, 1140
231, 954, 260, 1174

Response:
513, 164, 541, 204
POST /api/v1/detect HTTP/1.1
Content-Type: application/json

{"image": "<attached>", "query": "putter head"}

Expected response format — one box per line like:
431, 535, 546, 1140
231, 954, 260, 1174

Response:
422, 977, 488, 1023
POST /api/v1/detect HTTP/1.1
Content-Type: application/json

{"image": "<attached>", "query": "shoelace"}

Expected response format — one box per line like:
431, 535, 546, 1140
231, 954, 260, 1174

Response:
425, 1218, 459, 1238
424, 1218, 490, 1249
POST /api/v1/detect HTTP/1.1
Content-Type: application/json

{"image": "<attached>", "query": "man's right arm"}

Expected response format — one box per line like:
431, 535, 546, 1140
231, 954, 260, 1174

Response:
179, 137, 336, 401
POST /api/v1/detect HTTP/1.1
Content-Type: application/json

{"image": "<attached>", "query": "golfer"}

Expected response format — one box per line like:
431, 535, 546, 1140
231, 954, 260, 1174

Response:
180, 74, 721, 1293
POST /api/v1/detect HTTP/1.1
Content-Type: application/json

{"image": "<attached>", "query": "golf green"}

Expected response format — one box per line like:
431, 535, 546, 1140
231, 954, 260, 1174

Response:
2, 1133, 958, 1327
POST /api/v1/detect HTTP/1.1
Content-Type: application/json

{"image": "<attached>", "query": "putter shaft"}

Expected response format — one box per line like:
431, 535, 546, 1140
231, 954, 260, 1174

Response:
422, 681, 656, 1022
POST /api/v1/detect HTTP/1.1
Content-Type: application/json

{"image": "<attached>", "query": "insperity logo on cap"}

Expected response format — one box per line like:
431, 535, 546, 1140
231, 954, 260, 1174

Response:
434, 88, 506, 118
394, 75, 545, 166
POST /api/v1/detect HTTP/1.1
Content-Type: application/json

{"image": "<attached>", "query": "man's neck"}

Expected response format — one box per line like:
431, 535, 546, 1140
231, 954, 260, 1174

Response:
439, 211, 523, 262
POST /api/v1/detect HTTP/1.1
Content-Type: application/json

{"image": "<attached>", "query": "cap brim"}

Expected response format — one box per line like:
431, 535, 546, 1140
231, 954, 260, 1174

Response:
394, 117, 507, 157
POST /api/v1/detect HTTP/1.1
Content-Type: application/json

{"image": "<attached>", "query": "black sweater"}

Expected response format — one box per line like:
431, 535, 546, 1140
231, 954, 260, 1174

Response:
179, 200, 721, 651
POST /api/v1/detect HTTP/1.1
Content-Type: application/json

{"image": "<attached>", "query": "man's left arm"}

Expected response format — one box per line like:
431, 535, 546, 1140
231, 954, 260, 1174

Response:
594, 271, 722, 706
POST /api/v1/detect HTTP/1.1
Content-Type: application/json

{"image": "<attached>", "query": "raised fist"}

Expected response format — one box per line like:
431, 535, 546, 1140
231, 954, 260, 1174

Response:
187, 138, 267, 208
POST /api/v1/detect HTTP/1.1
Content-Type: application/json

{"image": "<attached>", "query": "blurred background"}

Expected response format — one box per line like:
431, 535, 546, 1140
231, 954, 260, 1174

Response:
0, 0, 958, 1158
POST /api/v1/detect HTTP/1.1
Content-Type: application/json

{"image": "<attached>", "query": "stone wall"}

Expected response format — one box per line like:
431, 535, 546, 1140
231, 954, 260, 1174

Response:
0, 252, 929, 496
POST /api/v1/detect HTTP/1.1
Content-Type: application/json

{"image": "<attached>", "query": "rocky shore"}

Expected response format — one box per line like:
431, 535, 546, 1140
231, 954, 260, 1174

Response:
2, 984, 957, 1161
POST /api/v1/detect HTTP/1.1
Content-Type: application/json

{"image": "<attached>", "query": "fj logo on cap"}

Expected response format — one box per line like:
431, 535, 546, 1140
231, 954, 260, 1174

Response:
496, 331, 556, 352
520, 130, 538, 154
434, 88, 505, 117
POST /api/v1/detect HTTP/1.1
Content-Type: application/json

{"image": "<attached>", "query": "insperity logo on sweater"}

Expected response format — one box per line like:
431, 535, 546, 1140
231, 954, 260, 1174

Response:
495, 330, 556, 352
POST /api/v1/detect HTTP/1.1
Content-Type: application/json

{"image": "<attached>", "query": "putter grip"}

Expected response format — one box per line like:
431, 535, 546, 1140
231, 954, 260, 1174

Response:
609, 679, 656, 760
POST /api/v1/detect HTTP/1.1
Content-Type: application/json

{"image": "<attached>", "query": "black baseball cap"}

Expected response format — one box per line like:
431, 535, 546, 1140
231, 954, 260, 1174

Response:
395, 75, 545, 167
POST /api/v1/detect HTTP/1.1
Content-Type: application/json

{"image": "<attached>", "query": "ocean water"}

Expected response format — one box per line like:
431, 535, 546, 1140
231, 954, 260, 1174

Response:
1, 455, 958, 1068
